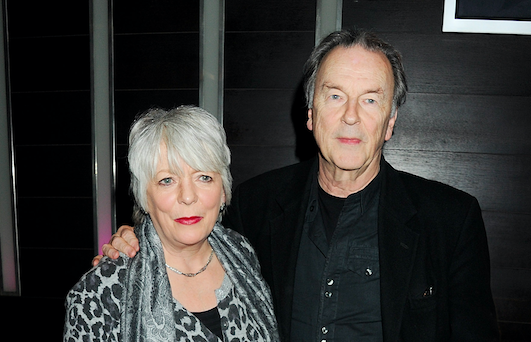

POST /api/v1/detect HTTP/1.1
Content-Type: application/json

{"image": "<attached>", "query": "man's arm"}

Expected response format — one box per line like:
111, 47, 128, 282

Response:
92, 225, 140, 266
449, 198, 500, 340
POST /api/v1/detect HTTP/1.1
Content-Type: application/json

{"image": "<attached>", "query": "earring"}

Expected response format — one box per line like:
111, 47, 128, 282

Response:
220, 203, 226, 212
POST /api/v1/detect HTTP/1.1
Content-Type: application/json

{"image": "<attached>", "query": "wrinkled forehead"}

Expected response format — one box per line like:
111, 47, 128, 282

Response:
317, 46, 394, 91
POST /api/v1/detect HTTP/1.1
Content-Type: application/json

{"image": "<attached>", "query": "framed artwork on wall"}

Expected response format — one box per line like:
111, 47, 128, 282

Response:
443, 0, 531, 35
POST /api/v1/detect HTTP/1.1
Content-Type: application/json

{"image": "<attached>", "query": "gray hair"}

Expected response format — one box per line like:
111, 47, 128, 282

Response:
303, 28, 408, 117
128, 105, 232, 224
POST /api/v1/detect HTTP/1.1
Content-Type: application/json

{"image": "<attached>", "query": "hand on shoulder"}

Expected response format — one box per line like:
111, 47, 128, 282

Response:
92, 225, 139, 266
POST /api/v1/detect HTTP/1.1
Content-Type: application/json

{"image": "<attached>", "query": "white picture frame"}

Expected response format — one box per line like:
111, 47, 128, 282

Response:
443, 0, 531, 35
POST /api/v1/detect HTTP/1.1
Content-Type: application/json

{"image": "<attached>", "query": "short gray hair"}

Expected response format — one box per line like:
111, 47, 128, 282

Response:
303, 28, 408, 117
128, 105, 232, 224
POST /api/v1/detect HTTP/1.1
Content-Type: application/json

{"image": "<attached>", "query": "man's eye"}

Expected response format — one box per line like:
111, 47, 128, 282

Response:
331, 94, 340, 100
366, 98, 376, 104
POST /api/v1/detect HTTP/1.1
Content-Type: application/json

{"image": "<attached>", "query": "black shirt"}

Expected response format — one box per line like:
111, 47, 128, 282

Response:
193, 307, 223, 339
291, 171, 383, 341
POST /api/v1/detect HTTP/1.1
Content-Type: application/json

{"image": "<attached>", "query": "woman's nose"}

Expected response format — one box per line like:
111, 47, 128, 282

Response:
177, 179, 198, 205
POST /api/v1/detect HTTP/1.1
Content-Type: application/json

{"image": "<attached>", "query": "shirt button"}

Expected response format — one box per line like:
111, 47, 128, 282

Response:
326, 278, 334, 286
322, 326, 328, 334
365, 267, 373, 276
321, 340, 327, 342
324, 291, 332, 298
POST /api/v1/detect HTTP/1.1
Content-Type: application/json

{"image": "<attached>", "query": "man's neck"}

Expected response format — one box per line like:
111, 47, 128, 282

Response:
317, 156, 381, 198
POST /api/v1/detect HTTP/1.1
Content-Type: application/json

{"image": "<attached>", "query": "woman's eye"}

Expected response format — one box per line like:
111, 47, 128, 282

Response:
159, 178, 173, 186
199, 175, 213, 182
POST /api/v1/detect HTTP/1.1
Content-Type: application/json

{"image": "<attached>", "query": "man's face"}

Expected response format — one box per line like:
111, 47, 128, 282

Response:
307, 45, 397, 178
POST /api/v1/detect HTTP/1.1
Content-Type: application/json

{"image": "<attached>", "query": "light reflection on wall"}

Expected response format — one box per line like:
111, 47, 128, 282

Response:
92, 0, 116, 254
0, 0, 20, 295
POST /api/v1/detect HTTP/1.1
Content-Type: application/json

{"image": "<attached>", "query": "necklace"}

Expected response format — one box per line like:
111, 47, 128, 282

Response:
165, 249, 215, 277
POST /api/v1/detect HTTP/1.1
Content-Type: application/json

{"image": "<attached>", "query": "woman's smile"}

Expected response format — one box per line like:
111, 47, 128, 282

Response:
174, 216, 203, 225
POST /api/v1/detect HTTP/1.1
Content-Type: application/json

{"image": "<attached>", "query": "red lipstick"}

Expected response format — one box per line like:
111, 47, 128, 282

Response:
175, 216, 202, 225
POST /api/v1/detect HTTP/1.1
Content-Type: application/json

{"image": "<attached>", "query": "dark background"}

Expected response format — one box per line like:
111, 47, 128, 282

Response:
1, 1, 530, 340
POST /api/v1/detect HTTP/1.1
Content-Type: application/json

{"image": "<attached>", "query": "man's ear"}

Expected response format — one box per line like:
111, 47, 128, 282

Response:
385, 110, 398, 141
307, 108, 313, 131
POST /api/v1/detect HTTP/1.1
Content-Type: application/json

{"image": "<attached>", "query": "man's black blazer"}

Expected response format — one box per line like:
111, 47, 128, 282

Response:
223, 157, 499, 341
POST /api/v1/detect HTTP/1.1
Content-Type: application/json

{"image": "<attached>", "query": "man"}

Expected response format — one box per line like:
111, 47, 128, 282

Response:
96, 29, 499, 341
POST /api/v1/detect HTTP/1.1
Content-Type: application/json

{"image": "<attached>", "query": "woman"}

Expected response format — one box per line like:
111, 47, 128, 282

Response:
64, 106, 279, 341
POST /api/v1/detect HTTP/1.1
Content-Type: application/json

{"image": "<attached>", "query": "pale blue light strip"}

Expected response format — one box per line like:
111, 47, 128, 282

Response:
91, 0, 115, 254
316, 0, 343, 45
0, 0, 20, 295
199, 0, 225, 123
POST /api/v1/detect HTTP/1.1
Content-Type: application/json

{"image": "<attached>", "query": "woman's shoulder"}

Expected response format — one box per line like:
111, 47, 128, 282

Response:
68, 253, 130, 297
64, 255, 128, 341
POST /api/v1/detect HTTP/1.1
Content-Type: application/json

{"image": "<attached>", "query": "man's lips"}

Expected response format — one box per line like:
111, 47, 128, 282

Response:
174, 216, 203, 225
337, 137, 361, 145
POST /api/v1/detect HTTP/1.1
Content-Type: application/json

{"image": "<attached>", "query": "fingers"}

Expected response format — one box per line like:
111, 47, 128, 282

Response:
92, 225, 139, 266
119, 225, 140, 252
104, 225, 138, 258
101, 242, 121, 258
92, 255, 103, 267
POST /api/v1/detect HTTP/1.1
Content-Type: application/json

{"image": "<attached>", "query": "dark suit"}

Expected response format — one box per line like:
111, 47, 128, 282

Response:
224, 157, 499, 341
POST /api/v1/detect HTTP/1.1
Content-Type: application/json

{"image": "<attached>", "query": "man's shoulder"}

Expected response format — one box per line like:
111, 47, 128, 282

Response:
388, 163, 478, 211
398, 169, 472, 197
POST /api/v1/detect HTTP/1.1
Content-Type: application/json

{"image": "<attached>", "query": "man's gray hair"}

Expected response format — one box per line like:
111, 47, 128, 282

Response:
128, 105, 232, 224
303, 28, 408, 117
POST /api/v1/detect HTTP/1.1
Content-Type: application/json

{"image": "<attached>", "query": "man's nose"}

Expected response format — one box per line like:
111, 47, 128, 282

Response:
342, 101, 360, 125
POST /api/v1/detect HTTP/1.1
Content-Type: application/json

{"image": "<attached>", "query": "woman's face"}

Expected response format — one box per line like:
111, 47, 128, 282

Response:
146, 144, 225, 250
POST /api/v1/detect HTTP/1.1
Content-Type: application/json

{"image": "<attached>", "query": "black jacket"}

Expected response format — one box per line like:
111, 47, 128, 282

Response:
223, 157, 499, 341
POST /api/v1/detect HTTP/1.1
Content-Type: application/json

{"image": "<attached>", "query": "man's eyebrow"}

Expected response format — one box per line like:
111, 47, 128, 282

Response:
322, 83, 385, 95
321, 82, 341, 91
365, 88, 385, 95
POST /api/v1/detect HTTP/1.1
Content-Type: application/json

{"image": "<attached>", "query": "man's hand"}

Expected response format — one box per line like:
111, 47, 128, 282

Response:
91, 225, 139, 266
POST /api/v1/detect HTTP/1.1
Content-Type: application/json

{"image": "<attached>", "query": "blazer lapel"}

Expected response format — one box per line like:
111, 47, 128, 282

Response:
269, 160, 316, 339
379, 160, 420, 341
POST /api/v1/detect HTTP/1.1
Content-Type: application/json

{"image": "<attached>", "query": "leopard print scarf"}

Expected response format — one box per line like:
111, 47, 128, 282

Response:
121, 218, 279, 341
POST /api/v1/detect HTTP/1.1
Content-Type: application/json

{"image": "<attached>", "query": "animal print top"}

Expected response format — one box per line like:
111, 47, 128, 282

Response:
64, 254, 272, 341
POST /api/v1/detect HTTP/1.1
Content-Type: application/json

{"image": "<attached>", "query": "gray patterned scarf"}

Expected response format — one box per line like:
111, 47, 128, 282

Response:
121, 218, 279, 341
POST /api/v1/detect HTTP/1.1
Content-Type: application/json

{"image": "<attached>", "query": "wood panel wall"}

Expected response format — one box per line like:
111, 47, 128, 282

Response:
223, 0, 317, 186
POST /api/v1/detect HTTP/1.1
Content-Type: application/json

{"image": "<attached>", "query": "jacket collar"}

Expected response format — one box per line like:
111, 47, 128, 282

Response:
270, 158, 317, 340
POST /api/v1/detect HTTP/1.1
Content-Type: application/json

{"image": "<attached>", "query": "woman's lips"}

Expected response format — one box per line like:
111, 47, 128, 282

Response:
175, 216, 202, 225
